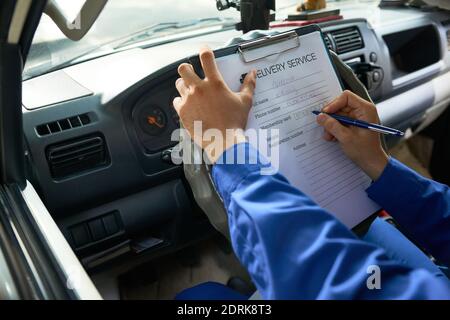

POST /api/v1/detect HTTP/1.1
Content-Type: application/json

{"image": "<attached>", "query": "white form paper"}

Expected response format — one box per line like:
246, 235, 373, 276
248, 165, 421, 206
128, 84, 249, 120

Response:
215, 31, 380, 228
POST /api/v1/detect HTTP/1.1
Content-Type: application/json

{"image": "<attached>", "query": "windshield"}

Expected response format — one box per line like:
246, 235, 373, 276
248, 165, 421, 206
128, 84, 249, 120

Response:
24, 0, 378, 80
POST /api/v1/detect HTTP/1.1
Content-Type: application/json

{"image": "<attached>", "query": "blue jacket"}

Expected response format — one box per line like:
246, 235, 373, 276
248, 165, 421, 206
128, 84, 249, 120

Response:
212, 143, 450, 299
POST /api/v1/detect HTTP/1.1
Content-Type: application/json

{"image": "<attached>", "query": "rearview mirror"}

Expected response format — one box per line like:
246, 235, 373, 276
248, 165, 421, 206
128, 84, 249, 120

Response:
44, 0, 108, 41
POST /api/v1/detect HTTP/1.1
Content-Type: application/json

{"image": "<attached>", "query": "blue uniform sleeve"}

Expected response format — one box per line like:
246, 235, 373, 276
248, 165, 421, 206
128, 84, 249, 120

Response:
366, 157, 450, 266
212, 143, 450, 299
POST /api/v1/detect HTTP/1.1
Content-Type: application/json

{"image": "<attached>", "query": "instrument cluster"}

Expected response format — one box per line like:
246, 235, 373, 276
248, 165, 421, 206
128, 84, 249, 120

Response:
131, 83, 180, 153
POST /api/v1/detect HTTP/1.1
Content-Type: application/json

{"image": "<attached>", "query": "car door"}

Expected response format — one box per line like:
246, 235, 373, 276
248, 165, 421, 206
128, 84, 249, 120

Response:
0, 0, 100, 300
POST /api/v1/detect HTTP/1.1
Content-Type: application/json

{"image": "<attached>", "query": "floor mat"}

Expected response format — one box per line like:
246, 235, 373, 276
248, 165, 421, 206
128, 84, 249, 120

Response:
119, 237, 252, 300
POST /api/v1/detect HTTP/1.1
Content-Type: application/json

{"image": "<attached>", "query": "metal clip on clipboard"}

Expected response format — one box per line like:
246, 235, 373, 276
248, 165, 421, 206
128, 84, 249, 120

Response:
237, 30, 300, 63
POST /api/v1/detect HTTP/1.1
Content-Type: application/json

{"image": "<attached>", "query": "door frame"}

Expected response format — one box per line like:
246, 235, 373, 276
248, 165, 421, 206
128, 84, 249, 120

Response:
0, 0, 101, 300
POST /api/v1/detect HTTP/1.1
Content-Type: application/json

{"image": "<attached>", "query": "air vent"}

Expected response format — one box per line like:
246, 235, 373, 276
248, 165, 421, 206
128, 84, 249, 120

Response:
323, 34, 333, 51
46, 135, 109, 179
441, 18, 450, 26
36, 113, 92, 136
329, 27, 364, 54
447, 30, 450, 51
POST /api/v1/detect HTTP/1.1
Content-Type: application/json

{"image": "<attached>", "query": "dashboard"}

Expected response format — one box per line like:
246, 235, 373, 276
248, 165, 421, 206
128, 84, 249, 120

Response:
129, 83, 180, 153
21, 6, 450, 271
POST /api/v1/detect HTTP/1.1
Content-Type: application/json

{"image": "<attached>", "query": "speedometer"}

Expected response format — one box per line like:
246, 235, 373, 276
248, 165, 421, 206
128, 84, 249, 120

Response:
129, 83, 181, 154
138, 106, 167, 136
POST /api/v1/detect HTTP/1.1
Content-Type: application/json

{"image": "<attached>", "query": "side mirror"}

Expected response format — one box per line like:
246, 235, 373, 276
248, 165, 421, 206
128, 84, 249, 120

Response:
44, 0, 108, 41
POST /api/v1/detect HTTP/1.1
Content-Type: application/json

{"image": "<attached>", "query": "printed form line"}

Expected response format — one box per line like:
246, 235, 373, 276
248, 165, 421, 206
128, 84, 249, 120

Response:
258, 93, 330, 125
320, 180, 368, 208
309, 162, 357, 188
255, 70, 323, 95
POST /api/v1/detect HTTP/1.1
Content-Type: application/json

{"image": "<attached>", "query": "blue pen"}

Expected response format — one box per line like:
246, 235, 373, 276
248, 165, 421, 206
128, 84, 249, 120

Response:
312, 110, 405, 137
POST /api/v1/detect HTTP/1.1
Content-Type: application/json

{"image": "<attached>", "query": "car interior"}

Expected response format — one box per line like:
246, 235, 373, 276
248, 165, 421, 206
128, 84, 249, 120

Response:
16, 0, 450, 299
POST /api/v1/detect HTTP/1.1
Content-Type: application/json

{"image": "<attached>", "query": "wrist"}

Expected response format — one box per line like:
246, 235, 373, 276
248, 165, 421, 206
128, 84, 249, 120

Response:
361, 150, 389, 181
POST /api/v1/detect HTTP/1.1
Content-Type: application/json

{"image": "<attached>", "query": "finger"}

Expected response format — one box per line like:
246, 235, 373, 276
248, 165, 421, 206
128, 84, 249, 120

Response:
240, 70, 257, 102
173, 97, 183, 114
316, 113, 350, 142
175, 78, 189, 97
199, 47, 222, 81
323, 131, 334, 141
178, 63, 201, 86
323, 90, 371, 114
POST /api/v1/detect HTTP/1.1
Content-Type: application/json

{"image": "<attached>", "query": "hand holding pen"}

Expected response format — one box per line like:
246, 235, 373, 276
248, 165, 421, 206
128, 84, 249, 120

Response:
314, 91, 391, 181
312, 111, 404, 137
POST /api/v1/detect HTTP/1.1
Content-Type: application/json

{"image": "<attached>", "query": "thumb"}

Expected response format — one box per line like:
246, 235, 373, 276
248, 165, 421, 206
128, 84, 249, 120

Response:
317, 113, 350, 143
240, 70, 256, 104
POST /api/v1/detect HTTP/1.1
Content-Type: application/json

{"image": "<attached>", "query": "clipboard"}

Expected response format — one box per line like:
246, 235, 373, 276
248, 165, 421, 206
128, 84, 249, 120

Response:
188, 25, 344, 90
188, 25, 378, 236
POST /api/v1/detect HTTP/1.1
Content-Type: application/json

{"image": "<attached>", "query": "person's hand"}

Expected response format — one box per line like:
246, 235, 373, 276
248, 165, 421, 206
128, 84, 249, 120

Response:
173, 48, 256, 163
316, 90, 389, 181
